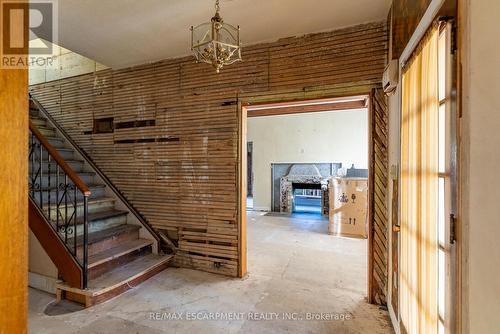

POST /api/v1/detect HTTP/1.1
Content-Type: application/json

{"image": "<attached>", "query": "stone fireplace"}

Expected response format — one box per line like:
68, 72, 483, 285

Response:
280, 164, 329, 213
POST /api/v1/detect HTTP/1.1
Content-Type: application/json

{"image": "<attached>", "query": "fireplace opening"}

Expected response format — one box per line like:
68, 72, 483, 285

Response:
292, 183, 322, 214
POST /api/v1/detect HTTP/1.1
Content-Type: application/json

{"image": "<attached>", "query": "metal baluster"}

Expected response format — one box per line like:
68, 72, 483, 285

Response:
39, 143, 43, 209
83, 195, 89, 289
73, 182, 77, 257
64, 174, 68, 244
56, 165, 60, 232
47, 155, 51, 221
30, 134, 34, 198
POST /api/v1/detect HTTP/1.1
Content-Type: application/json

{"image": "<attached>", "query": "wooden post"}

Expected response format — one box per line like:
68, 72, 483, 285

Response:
0, 52, 29, 334
0, 0, 29, 331
238, 102, 248, 278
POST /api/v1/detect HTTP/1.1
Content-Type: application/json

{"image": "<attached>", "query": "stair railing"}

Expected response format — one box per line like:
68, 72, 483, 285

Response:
29, 121, 90, 289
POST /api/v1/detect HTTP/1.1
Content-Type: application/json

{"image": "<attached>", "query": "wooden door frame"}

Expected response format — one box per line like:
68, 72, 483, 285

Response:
236, 88, 381, 303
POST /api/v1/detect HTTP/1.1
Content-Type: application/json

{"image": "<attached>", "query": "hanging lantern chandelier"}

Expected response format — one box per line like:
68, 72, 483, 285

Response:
190, 0, 242, 73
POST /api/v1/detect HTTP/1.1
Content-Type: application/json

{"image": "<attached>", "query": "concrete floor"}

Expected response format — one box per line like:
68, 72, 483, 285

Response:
29, 211, 392, 334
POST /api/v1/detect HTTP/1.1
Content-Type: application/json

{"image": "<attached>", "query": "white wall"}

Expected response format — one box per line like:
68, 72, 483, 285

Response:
247, 109, 368, 210
461, 0, 500, 332
29, 39, 108, 86
28, 231, 58, 294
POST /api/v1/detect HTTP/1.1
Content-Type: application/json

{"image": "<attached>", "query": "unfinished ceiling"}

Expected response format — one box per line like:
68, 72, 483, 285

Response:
53, 0, 391, 69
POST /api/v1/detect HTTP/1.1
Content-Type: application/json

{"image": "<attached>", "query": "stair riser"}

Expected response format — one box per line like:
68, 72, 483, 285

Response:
31, 173, 95, 188
41, 149, 74, 160
89, 245, 152, 280
47, 137, 65, 148
78, 228, 140, 258
51, 214, 128, 241
76, 213, 127, 236
43, 199, 115, 220
32, 186, 106, 205
37, 127, 56, 137
31, 118, 46, 127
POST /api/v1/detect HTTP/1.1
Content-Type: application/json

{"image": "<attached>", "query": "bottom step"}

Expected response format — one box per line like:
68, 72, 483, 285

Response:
56, 254, 173, 307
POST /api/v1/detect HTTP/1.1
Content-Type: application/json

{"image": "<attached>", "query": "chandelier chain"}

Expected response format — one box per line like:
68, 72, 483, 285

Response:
215, 0, 220, 13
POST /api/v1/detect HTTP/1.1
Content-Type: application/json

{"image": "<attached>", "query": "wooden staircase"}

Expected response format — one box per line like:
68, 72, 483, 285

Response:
28, 99, 173, 307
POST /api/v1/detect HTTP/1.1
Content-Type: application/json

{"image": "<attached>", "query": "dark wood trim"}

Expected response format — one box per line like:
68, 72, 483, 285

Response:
247, 100, 367, 118
245, 95, 367, 108
29, 199, 83, 288
29, 120, 91, 196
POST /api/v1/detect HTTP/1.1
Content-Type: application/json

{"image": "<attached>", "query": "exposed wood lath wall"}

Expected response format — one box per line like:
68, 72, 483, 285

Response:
31, 22, 388, 287
391, 0, 433, 58
370, 88, 389, 305
390, 0, 456, 59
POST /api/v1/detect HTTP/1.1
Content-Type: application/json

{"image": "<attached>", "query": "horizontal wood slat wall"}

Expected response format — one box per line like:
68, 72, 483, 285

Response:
31, 22, 388, 284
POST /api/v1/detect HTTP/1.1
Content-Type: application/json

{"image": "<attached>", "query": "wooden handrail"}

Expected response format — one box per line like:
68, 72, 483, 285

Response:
29, 120, 91, 196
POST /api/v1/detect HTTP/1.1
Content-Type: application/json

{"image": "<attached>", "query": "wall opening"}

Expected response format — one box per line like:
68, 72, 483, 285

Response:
241, 95, 372, 299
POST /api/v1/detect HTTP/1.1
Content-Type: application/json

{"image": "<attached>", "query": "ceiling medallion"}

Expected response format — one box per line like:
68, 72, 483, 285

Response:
190, 0, 242, 73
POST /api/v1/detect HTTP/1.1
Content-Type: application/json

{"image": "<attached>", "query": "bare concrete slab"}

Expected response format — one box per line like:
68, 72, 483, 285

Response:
29, 211, 392, 334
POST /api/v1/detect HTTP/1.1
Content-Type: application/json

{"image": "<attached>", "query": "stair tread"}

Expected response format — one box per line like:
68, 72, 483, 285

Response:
74, 224, 140, 246
57, 254, 173, 295
88, 238, 153, 268
89, 254, 170, 292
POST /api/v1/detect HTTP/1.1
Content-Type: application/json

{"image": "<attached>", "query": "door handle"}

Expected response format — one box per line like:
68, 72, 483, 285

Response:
393, 225, 401, 233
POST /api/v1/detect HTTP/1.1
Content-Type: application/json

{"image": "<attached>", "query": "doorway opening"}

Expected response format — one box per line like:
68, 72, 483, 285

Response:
240, 94, 373, 299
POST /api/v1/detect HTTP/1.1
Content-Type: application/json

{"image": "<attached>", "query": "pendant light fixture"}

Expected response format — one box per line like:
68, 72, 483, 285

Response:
190, 0, 242, 73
